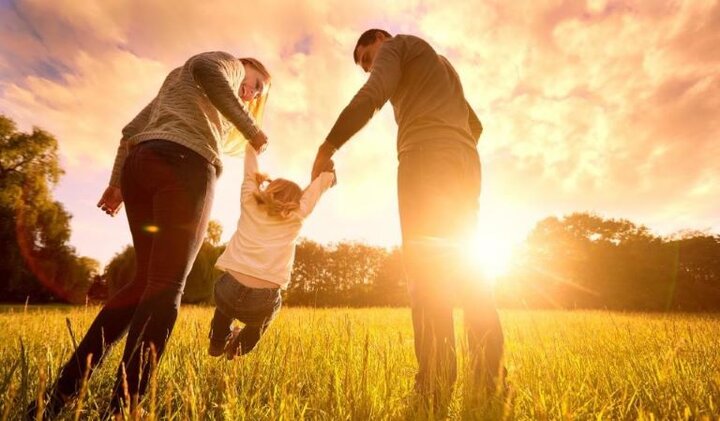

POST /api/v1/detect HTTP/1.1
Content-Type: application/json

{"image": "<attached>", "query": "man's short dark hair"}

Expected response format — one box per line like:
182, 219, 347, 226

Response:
353, 29, 392, 63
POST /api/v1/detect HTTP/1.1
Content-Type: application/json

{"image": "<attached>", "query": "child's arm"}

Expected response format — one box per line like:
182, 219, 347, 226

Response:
241, 143, 260, 202
298, 168, 336, 218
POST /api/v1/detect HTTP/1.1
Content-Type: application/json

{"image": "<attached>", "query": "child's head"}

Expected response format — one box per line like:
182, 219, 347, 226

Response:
253, 173, 303, 218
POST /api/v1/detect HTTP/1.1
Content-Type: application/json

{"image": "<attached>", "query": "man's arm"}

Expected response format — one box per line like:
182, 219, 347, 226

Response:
313, 40, 403, 179
467, 101, 483, 142
326, 40, 402, 149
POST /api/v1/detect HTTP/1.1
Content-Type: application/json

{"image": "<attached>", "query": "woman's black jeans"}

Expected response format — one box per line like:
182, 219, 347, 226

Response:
54, 139, 216, 412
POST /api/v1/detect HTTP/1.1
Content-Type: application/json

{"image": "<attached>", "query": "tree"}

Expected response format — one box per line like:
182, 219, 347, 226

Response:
500, 212, 686, 310
0, 115, 98, 303
286, 239, 330, 305
183, 219, 225, 303
103, 220, 226, 303
206, 220, 223, 247
371, 247, 407, 306
286, 240, 396, 306
103, 245, 136, 297
667, 232, 720, 310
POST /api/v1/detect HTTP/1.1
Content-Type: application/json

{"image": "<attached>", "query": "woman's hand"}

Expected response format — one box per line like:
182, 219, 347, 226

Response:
97, 186, 123, 217
250, 130, 268, 154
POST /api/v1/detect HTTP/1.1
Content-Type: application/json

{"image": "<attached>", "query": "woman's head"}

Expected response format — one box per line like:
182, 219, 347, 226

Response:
223, 57, 271, 155
253, 173, 303, 219
239, 57, 271, 102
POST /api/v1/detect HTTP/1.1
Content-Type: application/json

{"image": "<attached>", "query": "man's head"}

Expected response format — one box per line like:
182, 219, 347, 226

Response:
239, 57, 271, 102
353, 29, 392, 73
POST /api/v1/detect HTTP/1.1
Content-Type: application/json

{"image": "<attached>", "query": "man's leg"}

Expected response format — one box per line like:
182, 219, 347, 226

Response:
460, 272, 504, 392
405, 243, 458, 393
398, 146, 462, 395
451, 145, 505, 392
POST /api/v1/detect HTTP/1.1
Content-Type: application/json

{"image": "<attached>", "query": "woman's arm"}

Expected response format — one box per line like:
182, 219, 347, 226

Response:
108, 98, 156, 187
187, 52, 262, 142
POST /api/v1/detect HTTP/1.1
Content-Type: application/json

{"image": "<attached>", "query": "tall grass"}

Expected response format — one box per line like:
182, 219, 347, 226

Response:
0, 306, 718, 420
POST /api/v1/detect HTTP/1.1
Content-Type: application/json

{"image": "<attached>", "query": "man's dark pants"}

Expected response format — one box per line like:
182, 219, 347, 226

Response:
397, 140, 504, 393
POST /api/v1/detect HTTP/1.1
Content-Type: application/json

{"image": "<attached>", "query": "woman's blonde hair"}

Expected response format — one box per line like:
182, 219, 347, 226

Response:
223, 57, 272, 156
253, 173, 303, 219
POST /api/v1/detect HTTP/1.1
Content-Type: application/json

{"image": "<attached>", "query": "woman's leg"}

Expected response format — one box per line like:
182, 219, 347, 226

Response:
108, 141, 216, 412
32, 145, 155, 419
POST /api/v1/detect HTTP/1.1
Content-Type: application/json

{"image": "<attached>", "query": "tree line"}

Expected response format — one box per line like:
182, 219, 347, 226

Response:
0, 115, 97, 303
97, 214, 720, 311
498, 213, 720, 311
2, 114, 719, 310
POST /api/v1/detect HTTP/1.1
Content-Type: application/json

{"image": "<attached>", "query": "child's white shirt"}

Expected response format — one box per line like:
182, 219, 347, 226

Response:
215, 144, 334, 288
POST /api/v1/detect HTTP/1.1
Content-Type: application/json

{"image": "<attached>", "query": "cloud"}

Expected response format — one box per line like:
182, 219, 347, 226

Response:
417, 1, 719, 216
1, 0, 718, 265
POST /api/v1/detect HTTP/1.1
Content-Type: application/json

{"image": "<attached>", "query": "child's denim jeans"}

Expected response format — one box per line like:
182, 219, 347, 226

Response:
209, 272, 282, 354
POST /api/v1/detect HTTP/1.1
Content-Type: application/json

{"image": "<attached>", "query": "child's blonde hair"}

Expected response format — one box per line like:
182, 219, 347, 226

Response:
253, 173, 303, 219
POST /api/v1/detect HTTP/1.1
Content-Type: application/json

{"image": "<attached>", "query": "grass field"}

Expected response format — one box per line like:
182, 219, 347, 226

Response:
0, 306, 719, 420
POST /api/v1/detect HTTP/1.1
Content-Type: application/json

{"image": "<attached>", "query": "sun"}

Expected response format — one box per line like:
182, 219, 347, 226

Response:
463, 233, 515, 285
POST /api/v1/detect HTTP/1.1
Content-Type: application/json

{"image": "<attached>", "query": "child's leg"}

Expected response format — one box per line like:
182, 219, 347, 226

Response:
209, 308, 233, 349
226, 317, 272, 356
208, 273, 239, 354
235, 322, 268, 355
226, 289, 282, 357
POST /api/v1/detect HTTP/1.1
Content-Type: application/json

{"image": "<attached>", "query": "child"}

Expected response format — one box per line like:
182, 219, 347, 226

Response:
208, 143, 335, 359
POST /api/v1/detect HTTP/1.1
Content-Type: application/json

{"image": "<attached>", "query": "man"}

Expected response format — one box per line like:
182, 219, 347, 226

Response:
312, 29, 504, 396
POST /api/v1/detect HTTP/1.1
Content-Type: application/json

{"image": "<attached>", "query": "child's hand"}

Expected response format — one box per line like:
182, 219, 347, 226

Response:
323, 160, 338, 187
322, 159, 335, 173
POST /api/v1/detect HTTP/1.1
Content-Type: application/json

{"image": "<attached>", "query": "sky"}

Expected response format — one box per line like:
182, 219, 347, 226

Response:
1, 0, 718, 269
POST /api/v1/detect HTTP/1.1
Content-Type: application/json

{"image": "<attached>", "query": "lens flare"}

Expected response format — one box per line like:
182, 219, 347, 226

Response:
143, 225, 159, 233
15, 205, 71, 301
462, 233, 515, 286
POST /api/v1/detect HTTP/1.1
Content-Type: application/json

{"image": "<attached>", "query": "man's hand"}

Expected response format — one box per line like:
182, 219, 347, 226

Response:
249, 130, 268, 154
311, 141, 337, 180
97, 186, 123, 217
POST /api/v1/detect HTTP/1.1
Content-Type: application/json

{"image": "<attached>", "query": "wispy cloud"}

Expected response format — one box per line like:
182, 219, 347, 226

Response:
1, 0, 717, 265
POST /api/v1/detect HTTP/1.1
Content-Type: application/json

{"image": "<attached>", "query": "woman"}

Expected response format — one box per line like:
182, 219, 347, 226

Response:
28, 51, 272, 419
